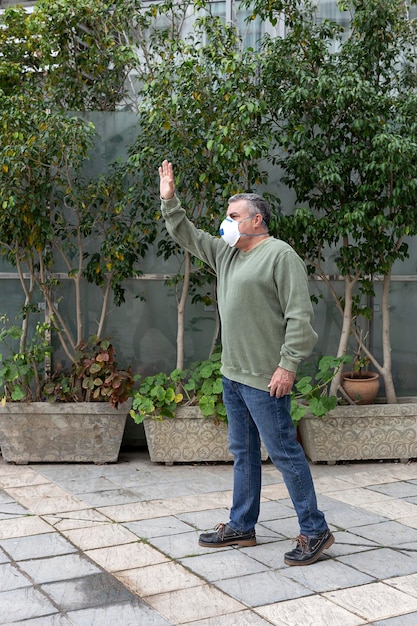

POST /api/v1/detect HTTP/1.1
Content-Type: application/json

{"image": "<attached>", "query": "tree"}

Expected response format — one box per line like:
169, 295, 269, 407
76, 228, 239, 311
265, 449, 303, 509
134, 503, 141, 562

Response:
0, 0, 139, 110
128, 0, 277, 370
0, 0, 155, 376
246, 0, 417, 402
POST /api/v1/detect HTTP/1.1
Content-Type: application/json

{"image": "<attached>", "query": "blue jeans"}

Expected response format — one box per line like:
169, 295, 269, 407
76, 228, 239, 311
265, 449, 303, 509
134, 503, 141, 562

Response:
222, 376, 328, 537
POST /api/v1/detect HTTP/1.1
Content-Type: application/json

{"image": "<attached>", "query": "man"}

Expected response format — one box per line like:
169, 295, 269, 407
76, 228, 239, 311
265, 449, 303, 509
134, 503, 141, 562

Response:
158, 159, 334, 566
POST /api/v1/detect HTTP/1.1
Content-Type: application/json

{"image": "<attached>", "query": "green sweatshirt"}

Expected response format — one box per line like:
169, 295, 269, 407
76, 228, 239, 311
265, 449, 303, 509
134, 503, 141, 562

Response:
161, 195, 318, 392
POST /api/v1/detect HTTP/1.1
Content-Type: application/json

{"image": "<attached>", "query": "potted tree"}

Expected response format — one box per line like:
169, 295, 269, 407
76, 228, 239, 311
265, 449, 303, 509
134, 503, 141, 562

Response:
125, 0, 278, 461
248, 0, 417, 462
0, 0, 150, 463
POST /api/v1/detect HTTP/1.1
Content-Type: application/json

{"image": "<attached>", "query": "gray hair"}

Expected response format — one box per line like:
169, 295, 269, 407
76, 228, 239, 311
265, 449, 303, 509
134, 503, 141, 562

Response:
228, 193, 271, 227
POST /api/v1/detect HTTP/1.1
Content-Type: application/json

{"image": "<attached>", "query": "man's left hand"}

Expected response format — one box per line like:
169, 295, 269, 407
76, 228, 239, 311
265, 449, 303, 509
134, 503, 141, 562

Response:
268, 367, 296, 398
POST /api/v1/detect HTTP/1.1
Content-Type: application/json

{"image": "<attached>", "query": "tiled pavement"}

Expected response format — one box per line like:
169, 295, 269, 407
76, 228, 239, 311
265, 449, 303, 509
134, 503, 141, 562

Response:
0, 450, 417, 625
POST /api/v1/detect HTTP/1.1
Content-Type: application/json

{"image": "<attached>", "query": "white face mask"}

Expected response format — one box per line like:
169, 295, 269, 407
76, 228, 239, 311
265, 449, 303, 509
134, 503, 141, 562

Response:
219, 216, 253, 247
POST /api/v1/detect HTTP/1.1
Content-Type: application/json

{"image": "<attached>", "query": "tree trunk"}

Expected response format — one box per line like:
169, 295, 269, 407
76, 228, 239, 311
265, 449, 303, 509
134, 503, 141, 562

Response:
329, 276, 356, 397
176, 250, 191, 371
381, 271, 397, 403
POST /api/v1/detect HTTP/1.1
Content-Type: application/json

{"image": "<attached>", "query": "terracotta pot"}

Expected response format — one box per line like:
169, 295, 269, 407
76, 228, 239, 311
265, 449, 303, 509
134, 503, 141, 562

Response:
341, 371, 380, 405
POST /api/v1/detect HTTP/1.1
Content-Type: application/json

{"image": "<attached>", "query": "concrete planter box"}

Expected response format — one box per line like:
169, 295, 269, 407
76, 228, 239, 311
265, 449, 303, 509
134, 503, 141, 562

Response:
0, 402, 130, 464
143, 405, 268, 464
299, 399, 417, 464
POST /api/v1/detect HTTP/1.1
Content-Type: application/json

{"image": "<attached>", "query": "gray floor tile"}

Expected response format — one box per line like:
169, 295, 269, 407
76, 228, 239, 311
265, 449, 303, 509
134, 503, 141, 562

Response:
322, 502, 390, 529
240, 539, 289, 568
0, 587, 59, 624
8, 616, 73, 625
0, 549, 9, 565
76, 488, 143, 507
181, 612, 273, 625
339, 547, 417, 578
41, 573, 137, 612
281, 558, 375, 591
0, 562, 32, 592
349, 520, 417, 546
375, 612, 417, 625
178, 508, 231, 530
329, 530, 380, 556
0, 491, 16, 505
0, 533, 77, 561
0, 502, 30, 519
216, 569, 312, 606
149, 530, 210, 559
64, 477, 124, 494
182, 549, 268, 582
257, 515, 302, 539
18, 553, 102, 584
67, 600, 171, 626
368, 482, 417, 498
258, 500, 297, 521
125, 515, 196, 539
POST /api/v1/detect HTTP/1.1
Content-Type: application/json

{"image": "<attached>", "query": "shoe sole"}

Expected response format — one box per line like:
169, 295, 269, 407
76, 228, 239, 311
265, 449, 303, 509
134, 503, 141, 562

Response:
284, 534, 335, 566
198, 538, 257, 548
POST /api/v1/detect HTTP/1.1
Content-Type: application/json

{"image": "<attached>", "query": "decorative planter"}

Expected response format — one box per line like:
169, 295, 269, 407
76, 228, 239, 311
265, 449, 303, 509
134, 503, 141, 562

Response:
341, 371, 380, 405
143, 405, 268, 464
299, 399, 417, 464
0, 401, 130, 464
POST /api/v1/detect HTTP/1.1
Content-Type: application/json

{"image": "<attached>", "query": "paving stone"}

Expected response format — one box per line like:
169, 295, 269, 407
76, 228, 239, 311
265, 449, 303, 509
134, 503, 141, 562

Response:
182, 549, 268, 582
215, 569, 312, 606
339, 547, 417, 579
0, 532, 77, 561
66, 601, 171, 626
115, 560, 203, 596
64, 522, 139, 550
375, 613, 417, 625
41, 573, 136, 612
0, 516, 52, 540
350, 519, 417, 546
85, 541, 167, 571
125, 515, 197, 539
7, 616, 72, 625
368, 481, 417, 498
144, 584, 244, 624
76, 488, 144, 507
0, 562, 32, 592
384, 573, 417, 599
181, 612, 272, 626
324, 582, 417, 622
0, 587, 60, 624
281, 558, 375, 592
18, 553, 102, 584
0, 502, 31, 519
257, 593, 364, 626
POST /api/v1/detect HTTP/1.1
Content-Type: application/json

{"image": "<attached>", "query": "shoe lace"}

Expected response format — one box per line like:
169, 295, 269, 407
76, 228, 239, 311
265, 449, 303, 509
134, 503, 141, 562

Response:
214, 523, 226, 539
291, 534, 308, 554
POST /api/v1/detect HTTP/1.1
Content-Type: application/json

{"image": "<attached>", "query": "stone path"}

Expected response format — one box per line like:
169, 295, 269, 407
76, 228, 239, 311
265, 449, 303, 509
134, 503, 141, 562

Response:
0, 450, 417, 625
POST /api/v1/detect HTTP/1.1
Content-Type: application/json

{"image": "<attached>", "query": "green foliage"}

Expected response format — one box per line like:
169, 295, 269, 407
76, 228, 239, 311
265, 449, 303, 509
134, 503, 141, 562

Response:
131, 351, 348, 426
252, 0, 417, 401
0, 1, 156, 370
291, 355, 352, 425
130, 350, 226, 424
43, 336, 134, 407
127, 0, 279, 368
0, 317, 51, 402
0, 0, 138, 110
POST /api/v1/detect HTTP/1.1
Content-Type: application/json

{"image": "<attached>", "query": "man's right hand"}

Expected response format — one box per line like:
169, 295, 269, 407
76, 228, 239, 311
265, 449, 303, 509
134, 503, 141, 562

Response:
159, 160, 175, 200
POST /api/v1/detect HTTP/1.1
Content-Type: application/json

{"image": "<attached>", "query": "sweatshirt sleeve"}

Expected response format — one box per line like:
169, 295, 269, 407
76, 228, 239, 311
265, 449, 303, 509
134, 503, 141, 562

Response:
161, 195, 221, 270
276, 250, 318, 372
